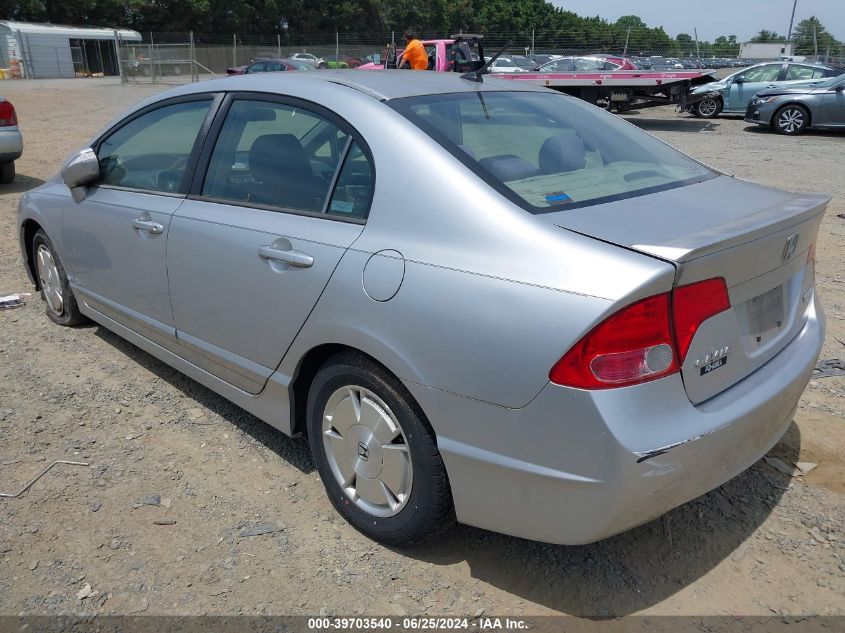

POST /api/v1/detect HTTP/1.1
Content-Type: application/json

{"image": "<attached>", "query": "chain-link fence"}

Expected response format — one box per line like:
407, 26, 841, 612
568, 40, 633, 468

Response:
117, 30, 764, 85
10, 29, 842, 82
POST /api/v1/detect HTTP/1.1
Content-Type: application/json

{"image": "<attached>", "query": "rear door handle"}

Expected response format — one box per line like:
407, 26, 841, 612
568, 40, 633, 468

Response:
131, 218, 164, 234
257, 245, 313, 268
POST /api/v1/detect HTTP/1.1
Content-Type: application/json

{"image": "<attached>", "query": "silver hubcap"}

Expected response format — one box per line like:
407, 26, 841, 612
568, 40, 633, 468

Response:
698, 99, 718, 116
36, 244, 63, 315
778, 108, 804, 133
322, 386, 412, 517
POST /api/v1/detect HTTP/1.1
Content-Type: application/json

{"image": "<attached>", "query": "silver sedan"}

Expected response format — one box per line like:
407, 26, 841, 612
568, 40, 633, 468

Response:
745, 73, 845, 135
17, 71, 827, 545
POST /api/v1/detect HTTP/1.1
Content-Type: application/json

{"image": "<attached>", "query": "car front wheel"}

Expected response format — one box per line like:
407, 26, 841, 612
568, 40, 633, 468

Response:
693, 97, 722, 118
307, 352, 454, 545
32, 229, 86, 326
773, 104, 809, 135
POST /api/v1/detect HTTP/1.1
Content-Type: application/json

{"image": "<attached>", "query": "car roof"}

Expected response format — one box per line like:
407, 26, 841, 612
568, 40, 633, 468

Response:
164, 70, 552, 101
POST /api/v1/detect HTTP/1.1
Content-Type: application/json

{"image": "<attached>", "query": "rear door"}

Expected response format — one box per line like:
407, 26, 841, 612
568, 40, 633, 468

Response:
167, 95, 374, 393
818, 79, 845, 126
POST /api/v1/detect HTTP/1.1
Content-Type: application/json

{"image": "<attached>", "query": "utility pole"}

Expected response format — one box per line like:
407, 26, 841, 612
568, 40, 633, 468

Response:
813, 25, 818, 57
694, 28, 701, 62
623, 26, 630, 57
787, 0, 798, 41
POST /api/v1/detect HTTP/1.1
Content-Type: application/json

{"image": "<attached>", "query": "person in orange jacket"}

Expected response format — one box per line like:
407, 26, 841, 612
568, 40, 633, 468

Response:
399, 30, 428, 70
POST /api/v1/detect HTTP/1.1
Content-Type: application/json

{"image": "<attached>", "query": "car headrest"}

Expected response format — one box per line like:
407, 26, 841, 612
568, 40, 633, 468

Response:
249, 133, 313, 183
478, 154, 539, 182
539, 134, 587, 174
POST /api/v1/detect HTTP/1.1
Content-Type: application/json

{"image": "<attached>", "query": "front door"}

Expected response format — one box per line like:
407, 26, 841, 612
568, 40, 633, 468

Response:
167, 96, 375, 393
818, 80, 845, 127
726, 63, 783, 111
61, 97, 214, 347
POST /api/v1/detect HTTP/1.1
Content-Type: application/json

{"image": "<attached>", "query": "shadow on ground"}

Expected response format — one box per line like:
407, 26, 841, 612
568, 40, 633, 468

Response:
0, 174, 46, 195
92, 326, 315, 474
743, 125, 845, 139
625, 117, 718, 133
399, 423, 799, 616
93, 324, 796, 616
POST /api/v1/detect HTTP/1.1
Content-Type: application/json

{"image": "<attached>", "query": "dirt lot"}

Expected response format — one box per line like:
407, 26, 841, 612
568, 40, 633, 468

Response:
0, 78, 843, 619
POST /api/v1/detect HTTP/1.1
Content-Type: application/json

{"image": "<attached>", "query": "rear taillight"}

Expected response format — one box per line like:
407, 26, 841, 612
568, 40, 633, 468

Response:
0, 100, 16, 127
550, 277, 730, 389
672, 277, 730, 363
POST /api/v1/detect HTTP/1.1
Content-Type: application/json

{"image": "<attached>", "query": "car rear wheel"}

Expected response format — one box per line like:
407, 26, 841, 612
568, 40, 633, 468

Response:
32, 229, 86, 326
307, 352, 454, 545
773, 104, 809, 135
0, 161, 14, 183
693, 97, 722, 118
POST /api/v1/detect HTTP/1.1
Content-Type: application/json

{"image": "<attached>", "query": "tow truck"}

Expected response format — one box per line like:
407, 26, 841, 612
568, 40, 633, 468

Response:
358, 34, 718, 113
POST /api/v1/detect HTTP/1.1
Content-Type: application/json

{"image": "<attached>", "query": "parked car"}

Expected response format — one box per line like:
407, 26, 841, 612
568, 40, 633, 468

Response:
227, 58, 315, 75
290, 52, 328, 69
536, 56, 622, 72
19, 71, 827, 546
0, 97, 21, 183
745, 73, 845, 134
689, 61, 840, 118
485, 56, 529, 73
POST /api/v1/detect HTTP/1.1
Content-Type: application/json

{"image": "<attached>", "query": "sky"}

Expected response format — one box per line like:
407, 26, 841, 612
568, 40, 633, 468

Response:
552, 0, 844, 41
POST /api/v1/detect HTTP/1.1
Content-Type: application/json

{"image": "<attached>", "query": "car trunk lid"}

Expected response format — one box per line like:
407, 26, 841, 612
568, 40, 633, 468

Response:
541, 175, 828, 404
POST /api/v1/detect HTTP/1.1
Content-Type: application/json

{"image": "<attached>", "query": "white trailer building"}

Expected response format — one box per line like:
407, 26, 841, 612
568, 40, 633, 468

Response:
739, 42, 795, 61
0, 20, 141, 78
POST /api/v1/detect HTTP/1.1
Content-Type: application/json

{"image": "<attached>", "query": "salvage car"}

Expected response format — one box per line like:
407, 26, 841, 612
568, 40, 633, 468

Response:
745, 73, 845, 135
226, 58, 315, 75
0, 96, 21, 183
689, 61, 840, 118
18, 71, 827, 546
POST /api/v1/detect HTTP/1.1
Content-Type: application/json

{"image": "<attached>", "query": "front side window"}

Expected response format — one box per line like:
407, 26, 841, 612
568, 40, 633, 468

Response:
390, 91, 715, 213
738, 64, 781, 83
201, 99, 373, 217
97, 99, 211, 192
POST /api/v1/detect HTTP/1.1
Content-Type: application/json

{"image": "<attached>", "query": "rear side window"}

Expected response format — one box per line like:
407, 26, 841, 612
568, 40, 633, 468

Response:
390, 91, 714, 213
785, 65, 826, 80
97, 99, 211, 193
201, 99, 374, 218
327, 141, 374, 219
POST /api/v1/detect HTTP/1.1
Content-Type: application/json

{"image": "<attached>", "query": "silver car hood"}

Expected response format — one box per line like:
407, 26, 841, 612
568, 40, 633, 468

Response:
541, 175, 829, 267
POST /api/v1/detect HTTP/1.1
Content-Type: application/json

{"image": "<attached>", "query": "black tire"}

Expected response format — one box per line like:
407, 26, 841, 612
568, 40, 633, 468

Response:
0, 161, 14, 183
31, 229, 87, 326
318, 62, 328, 69
693, 96, 722, 118
773, 104, 809, 135
307, 352, 455, 545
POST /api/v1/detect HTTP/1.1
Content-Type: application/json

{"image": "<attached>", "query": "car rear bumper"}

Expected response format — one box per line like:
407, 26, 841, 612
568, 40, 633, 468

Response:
406, 292, 824, 545
0, 127, 23, 161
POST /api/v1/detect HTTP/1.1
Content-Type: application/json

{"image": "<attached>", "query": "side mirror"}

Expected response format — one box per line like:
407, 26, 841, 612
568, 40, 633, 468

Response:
372, 53, 381, 65
836, 84, 845, 92
733, 77, 744, 84
62, 148, 99, 190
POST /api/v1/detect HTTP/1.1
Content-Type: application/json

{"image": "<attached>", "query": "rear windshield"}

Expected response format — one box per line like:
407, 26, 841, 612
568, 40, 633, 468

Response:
389, 91, 716, 213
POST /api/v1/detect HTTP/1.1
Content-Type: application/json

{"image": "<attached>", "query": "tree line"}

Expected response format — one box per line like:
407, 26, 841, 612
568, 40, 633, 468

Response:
0, 1, 840, 57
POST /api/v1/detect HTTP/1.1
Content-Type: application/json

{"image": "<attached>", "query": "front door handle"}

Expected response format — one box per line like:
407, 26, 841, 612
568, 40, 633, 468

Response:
131, 218, 164, 234
257, 245, 313, 268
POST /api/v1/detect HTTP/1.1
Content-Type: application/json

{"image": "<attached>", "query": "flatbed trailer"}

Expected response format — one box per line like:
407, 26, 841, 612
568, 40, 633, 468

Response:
495, 70, 719, 112
358, 36, 720, 112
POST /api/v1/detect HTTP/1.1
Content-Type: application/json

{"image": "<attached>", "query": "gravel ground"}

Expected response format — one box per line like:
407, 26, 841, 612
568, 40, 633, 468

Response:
0, 78, 843, 618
